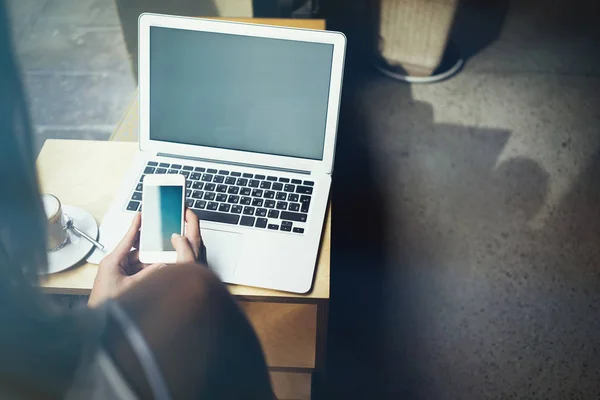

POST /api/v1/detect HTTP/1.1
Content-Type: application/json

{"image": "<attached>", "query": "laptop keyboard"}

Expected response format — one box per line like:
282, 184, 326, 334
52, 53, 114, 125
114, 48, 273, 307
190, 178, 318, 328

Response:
126, 161, 313, 234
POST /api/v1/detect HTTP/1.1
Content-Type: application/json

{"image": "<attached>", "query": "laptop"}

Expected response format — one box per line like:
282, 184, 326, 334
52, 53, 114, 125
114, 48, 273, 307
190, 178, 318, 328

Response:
87, 14, 346, 293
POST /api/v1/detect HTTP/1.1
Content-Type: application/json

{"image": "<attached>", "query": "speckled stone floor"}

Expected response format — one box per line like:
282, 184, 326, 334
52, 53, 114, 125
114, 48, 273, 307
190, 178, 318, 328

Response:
7, 0, 600, 398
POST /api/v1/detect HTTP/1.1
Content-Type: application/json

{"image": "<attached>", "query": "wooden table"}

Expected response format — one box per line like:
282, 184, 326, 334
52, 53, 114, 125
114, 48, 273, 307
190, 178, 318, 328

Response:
38, 18, 329, 400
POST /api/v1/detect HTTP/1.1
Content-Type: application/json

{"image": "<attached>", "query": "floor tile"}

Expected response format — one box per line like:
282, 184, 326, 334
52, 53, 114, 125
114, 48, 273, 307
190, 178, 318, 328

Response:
5, 0, 51, 43
17, 21, 131, 73
23, 72, 135, 127
43, 0, 120, 26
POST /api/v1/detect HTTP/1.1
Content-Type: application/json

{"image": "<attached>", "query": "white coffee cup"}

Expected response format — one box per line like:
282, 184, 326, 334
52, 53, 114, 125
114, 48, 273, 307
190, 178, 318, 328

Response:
42, 194, 69, 251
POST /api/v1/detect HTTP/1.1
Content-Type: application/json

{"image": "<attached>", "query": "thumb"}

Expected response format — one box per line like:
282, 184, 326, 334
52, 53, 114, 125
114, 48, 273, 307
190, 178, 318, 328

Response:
171, 233, 196, 263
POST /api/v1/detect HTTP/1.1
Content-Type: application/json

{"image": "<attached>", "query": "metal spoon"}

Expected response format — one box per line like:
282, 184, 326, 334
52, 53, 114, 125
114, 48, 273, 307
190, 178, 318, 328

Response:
64, 214, 104, 250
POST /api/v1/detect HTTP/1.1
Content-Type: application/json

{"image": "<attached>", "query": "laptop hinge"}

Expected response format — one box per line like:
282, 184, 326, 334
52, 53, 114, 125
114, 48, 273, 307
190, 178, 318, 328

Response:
157, 152, 311, 175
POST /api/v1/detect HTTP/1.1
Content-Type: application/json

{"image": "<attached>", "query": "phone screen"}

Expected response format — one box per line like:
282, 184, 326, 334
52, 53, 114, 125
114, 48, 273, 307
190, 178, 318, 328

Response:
142, 185, 183, 251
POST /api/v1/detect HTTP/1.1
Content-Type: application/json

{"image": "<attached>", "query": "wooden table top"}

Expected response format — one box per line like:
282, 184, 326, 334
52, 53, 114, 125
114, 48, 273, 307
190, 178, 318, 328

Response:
39, 18, 330, 302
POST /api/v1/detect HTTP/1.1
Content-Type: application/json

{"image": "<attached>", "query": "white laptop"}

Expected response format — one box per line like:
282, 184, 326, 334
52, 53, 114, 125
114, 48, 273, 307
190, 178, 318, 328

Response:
87, 14, 346, 293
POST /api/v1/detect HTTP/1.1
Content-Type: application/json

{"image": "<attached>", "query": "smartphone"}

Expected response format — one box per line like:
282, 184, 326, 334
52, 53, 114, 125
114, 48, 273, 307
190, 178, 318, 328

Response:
139, 174, 185, 264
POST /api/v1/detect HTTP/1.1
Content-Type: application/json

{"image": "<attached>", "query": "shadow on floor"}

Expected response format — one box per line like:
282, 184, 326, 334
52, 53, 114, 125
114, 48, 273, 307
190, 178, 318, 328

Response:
114, 0, 219, 79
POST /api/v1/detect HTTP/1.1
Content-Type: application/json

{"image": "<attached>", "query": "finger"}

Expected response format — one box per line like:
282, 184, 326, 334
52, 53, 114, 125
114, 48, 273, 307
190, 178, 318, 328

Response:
127, 249, 140, 266
171, 233, 196, 263
132, 231, 141, 250
110, 214, 141, 261
184, 209, 202, 258
127, 262, 165, 284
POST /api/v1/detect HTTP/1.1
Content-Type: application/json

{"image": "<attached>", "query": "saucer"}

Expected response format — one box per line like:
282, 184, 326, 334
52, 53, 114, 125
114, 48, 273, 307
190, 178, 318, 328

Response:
45, 205, 99, 275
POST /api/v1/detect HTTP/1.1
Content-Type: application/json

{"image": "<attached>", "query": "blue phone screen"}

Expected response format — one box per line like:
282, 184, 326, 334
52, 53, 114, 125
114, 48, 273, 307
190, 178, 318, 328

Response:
142, 185, 183, 251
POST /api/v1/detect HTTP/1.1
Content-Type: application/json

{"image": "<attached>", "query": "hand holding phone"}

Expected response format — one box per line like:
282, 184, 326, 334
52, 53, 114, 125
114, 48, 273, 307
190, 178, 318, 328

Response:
139, 174, 185, 264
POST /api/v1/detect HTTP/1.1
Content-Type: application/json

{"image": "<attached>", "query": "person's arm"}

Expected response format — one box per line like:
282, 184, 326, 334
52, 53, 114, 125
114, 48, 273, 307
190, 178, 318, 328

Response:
90, 209, 273, 399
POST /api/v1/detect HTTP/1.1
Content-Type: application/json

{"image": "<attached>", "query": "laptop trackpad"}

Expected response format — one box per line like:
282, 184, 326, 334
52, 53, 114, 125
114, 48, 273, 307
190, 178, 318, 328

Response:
202, 229, 242, 280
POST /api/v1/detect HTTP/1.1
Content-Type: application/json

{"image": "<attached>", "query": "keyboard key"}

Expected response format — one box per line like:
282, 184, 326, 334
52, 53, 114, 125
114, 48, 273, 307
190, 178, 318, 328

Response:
144, 166, 155, 174
183, 165, 194, 171
207, 168, 218, 173
136, 183, 143, 192
204, 192, 215, 201
276, 192, 287, 200
205, 183, 216, 191
256, 218, 268, 228
127, 201, 140, 211
260, 181, 272, 189
231, 172, 241, 177
185, 181, 192, 188
180, 171, 190, 178
243, 206, 255, 215
218, 170, 229, 175
251, 189, 263, 197
228, 195, 240, 204
267, 176, 278, 181
288, 194, 299, 202
279, 177, 290, 183
139, 175, 146, 182
264, 191, 275, 199
276, 201, 288, 210
231, 205, 242, 214
225, 177, 237, 185
291, 179, 302, 184
240, 196, 252, 205
296, 185, 313, 195
284, 184, 295, 192
268, 224, 279, 230
202, 174, 213, 182
218, 203, 231, 212
171, 164, 182, 169
281, 224, 292, 232
289, 203, 300, 212
159, 163, 170, 168
194, 200, 207, 209
147, 161, 158, 167
216, 184, 228, 193
156, 168, 167, 174
194, 167, 206, 172
256, 208, 267, 217
192, 210, 240, 225
300, 195, 311, 213
268, 209, 279, 218
255, 174, 266, 180
281, 221, 292, 227
228, 186, 239, 194
213, 175, 224, 183
216, 193, 227, 202
252, 198, 264, 207
192, 190, 204, 199
192, 181, 204, 190
240, 188, 251, 196
265, 200, 276, 208
186, 189, 192, 197
240, 216, 255, 226
293, 227, 304, 234
272, 183, 283, 191
248, 179, 260, 188
207, 202, 218, 211
303, 181, 314, 186
242, 173, 253, 178
280, 211, 308, 223
190, 172, 202, 180
168, 169, 178, 174
132, 191, 142, 201
186, 199, 194, 208
236, 178, 248, 186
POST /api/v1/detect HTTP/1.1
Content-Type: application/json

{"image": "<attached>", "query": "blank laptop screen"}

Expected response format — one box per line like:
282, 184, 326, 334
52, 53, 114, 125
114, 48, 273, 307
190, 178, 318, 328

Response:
149, 26, 334, 160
